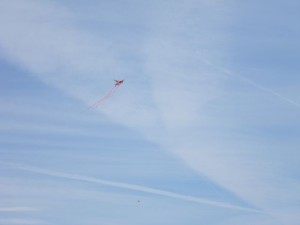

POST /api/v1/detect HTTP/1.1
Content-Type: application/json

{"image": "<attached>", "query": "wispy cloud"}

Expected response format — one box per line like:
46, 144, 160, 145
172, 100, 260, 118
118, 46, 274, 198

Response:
1, 162, 263, 213
0, 1, 299, 225
0, 207, 38, 212
200, 58, 300, 109
0, 219, 46, 225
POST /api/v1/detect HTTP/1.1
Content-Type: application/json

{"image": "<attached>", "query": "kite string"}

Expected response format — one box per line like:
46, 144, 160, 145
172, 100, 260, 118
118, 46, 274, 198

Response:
89, 85, 119, 109
89, 87, 115, 109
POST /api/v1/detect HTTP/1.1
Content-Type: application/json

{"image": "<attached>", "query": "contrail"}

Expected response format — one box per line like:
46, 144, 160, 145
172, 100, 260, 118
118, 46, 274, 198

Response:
1, 163, 264, 214
201, 59, 300, 109
0, 207, 38, 212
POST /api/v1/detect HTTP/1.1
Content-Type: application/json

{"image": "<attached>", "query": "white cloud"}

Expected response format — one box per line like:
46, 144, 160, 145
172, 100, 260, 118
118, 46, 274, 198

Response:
0, 207, 38, 212
0, 1, 299, 225
0, 162, 262, 213
0, 219, 46, 225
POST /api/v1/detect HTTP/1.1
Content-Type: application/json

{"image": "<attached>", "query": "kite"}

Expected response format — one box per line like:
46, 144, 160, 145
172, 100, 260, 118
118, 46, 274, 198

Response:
89, 80, 124, 109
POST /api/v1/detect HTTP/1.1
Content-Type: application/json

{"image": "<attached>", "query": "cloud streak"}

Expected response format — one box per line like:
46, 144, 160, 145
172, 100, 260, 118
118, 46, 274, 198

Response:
0, 1, 299, 224
201, 59, 300, 109
0, 207, 38, 212
0, 162, 263, 214
0, 219, 46, 225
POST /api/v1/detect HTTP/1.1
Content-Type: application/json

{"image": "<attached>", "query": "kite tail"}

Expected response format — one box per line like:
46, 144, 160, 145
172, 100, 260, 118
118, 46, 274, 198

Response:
88, 86, 119, 109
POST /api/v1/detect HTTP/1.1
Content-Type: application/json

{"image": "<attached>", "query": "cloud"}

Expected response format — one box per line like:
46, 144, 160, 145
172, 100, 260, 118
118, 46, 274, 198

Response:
0, 162, 263, 213
200, 59, 300, 109
0, 219, 46, 225
0, 207, 38, 212
0, 1, 299, 225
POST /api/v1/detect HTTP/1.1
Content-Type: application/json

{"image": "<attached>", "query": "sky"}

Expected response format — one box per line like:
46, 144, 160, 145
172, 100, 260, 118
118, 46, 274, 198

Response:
0, 0, 300, 224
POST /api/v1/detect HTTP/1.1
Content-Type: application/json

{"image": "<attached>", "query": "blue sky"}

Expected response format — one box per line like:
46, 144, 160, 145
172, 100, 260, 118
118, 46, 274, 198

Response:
0, 0, 300, 224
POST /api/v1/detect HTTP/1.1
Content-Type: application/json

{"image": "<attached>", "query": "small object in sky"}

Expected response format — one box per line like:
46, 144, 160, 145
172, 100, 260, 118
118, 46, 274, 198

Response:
88, 79, 124, 109
136, 199, 141, 206
114, 79, 124, 86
